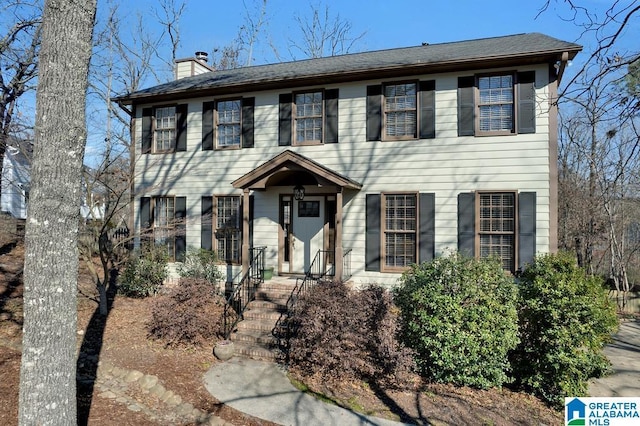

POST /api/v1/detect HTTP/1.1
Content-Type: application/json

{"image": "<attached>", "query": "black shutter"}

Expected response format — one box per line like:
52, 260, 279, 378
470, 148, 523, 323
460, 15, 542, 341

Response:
202, 101, 214, 151
365, 194, 381, 271
457, 192, 475, 256
518, 192, 536, 271
457, 76, 475, 136
418, 193, 435, 263
325, 89, 339, 143
366, 85, 382, 141
141, 108, 153, 154
140, 197, 151, 244
176, 104, 188, 152
242, 97, 255, 148
419, 80, 436, 139
278, 93, 292, 146
201, 196, 213, 251
175, 196, 187, 262
517, 71, 536, 134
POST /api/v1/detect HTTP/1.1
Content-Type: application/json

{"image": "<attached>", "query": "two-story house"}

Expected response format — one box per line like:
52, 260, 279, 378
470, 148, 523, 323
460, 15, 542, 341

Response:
115, 32, 581, 287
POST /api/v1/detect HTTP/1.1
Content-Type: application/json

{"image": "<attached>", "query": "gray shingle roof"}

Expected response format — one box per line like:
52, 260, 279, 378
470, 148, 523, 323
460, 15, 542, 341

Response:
116, 32, 581, 103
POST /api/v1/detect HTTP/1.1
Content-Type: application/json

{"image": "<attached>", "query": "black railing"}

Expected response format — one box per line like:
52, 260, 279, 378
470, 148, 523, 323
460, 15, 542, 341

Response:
307, 249, 334, 279
222, 246, 266, 339
342, 248, 352, 282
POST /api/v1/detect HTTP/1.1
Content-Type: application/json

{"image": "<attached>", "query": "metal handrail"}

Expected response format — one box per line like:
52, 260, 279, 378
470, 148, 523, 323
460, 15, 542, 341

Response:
342, 248, 352, 282
222, 246, 266, 339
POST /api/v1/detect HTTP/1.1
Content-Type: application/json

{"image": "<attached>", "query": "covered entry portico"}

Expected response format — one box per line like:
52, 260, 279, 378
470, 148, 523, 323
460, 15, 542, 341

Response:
232, 150, 362, 279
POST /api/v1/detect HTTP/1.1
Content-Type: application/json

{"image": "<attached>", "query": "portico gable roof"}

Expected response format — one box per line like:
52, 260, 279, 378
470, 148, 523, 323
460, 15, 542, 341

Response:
231, 150, 362, 191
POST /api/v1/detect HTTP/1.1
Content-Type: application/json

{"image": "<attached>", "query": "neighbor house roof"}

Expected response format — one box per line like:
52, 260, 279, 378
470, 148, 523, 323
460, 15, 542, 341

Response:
115, 32, 581, 105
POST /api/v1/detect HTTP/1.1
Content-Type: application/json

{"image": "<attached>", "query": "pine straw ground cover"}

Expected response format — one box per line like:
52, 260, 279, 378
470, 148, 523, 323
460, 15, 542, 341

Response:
0, 234, 563, 425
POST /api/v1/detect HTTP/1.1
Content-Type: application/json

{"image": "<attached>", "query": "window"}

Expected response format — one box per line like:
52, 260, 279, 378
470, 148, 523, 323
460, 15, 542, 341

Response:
478, 75, 513, 133
278, 89, 338, 146
216, 100, 242, 148
457, 71, 536, 136
154, 106, 176, 152
478, 192, 515, 271
295, 91, 323, 143
383, 193, 417, 269
384, 82, 417, 139
154, 196, 176, 258
202, 98, 254, 151
215, 196, 241, 263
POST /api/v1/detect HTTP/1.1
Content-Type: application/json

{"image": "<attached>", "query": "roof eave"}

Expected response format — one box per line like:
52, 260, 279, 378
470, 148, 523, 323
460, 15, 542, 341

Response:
115, 47, 581, 105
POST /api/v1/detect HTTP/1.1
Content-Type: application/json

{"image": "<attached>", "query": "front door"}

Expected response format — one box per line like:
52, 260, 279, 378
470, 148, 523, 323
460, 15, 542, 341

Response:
292, 196, 324, 274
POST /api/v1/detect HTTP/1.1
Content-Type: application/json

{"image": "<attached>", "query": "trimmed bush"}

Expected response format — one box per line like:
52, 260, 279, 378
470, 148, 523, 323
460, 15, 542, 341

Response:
288, 282, 415, 388
394, 252, 519, 389
118, 243, 168, 298
148, 277, 225, 347
176, 248, 224, 287
511, 252, 619, 407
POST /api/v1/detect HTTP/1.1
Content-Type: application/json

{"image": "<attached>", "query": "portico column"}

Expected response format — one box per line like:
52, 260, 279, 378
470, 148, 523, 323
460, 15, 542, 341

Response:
242, 188, 250, 276
335, 187, 344, 281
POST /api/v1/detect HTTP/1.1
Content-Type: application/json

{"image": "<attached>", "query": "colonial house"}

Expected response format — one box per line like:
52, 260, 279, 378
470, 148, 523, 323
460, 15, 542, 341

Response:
1, 137, 31, 220
115, 33, 581, 287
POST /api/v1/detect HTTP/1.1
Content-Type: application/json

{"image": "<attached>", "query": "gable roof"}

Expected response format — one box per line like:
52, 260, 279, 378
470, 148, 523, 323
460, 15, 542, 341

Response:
116, 32, 581, 105
232, 150, 362, 190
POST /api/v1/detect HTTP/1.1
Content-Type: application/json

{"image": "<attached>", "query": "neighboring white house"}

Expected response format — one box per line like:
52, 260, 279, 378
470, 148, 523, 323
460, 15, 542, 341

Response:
115, 33, 581, 287
1, 139, 31, 219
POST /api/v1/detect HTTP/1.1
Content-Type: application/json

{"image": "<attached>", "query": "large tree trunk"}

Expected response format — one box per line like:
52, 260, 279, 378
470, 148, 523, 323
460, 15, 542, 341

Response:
18, 1, 96, 425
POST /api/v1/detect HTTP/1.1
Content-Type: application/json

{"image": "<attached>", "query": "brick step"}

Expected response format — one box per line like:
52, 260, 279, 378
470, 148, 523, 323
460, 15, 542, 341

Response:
231, 341, 283, 362
242, 308, 286, 321
253, 292, 291, 304
246, 299, 288, 311
236, 318, 280, 333
230, 329, 279, 345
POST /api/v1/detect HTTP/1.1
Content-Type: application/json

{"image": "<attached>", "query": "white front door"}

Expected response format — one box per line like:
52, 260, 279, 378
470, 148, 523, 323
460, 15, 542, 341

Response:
292, 196, 324, 274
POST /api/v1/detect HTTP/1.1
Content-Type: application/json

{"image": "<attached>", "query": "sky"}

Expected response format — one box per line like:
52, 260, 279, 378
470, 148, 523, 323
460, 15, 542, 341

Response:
169, 0, 638, 69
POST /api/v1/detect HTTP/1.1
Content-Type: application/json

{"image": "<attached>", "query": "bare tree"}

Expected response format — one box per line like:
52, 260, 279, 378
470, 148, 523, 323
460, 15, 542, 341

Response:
0, 0, 41, 201
210, 0, 268, 70
18, 0, 96, 424
287, 2, 365, 59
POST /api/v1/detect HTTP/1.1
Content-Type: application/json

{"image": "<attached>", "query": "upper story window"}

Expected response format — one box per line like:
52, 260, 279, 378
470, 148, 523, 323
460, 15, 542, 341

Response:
478, 75, 513, 133
383, 82, 417, 139
366, 80, 435, 142
278, 89, 338, 146
154, 106, 176, 152
141, 104, 187, 154
202, 98, 254, 151
457, 71, 536, 137
216, 100, 242, 148
294, 91, 323, 144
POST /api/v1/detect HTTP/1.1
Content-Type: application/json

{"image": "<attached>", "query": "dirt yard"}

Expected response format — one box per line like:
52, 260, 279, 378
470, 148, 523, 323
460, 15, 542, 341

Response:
0, 232, 564, 425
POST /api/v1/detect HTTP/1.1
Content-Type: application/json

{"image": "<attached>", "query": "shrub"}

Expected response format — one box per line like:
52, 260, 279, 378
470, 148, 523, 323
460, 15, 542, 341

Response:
176, 248, 224, 287
118, 243, 169, 298
510, 252, 619, 407
288, 282, 415, 388
148, 278, 225, 347
394, 252, 519, 389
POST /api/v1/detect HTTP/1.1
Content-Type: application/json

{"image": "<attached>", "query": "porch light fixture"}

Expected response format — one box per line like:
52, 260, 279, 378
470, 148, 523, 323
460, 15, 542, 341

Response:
293, 184, 305, 200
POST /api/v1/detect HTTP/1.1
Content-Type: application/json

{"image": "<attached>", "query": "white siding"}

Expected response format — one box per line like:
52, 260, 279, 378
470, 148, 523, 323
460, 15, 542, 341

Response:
134, 64, 554, 287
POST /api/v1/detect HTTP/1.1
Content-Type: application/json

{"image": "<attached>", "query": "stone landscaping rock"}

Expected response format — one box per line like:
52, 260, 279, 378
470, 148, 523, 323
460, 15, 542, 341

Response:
139, 374, 158, 389
99, 391, 117, 399
124, 369, 144, 383
149, 383, 166, 397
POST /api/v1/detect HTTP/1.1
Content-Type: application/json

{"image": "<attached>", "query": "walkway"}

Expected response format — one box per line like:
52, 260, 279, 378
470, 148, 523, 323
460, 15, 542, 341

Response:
203, 357, 412, 426
588, 319, 640, 397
